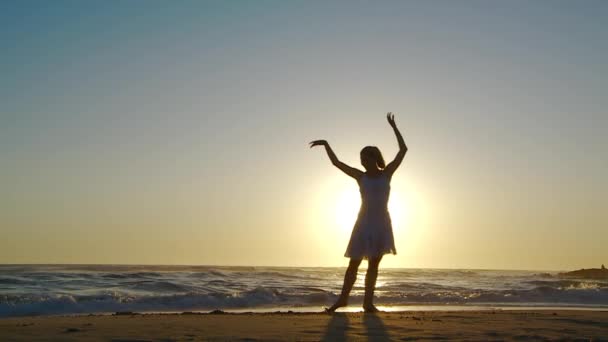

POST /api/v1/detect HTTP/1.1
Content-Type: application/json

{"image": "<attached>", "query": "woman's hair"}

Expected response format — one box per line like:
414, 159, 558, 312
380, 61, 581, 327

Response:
360, 146, 386, 170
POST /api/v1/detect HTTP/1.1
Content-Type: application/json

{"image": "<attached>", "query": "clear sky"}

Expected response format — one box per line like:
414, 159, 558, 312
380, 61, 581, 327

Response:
1, 1, 607, 270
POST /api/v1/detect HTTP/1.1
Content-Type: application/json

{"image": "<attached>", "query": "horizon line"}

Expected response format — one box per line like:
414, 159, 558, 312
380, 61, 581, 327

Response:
0, 262, 579, 273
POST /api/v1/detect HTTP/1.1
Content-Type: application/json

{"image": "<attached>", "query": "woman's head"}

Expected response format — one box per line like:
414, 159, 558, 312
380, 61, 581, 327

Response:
360, 146, 385, 171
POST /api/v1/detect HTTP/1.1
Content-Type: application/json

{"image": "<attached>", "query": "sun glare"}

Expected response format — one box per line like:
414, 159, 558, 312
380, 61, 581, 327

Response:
331, 181, 412, 233
334, 186, 360, 235
388, 190, 409, 235
308, 174, 427, 266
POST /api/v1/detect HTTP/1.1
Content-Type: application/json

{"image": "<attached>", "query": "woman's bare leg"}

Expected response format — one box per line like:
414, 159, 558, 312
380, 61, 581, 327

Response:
327, 258, 362, 312
363, 255, 382, 312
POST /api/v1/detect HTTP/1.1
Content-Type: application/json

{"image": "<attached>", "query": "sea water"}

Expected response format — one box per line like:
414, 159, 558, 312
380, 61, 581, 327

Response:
1, 265, 606, 317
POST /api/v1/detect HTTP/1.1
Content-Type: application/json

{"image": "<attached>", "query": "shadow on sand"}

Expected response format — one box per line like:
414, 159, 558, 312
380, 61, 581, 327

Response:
363, 313, 391, 341
322, 312, 390, 342
321, 313, 349, 342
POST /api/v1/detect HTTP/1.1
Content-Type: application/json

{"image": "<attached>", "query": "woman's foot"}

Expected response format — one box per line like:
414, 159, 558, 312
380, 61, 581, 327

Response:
363, 304, 380, 313
326, 297, 348, 313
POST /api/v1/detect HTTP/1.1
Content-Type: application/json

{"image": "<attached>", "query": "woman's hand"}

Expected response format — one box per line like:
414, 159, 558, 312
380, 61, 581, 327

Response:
386, 112, 397, 128
309, 140, 329, 148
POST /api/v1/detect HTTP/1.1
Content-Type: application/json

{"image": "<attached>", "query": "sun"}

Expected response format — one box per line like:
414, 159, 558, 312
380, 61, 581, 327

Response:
307, 176, 360, 254
307, 174, 421, 264
334, 186, 361, 235
388, 190, 409, 234
333, 183, 410, 236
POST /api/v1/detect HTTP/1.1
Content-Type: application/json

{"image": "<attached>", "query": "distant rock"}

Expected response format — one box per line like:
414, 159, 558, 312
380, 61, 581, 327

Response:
209, 309, 226, 315
559, 266, 608, 279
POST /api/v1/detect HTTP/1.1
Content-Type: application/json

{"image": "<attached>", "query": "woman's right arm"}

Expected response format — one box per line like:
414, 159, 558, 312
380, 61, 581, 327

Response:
309, 140, 363, 180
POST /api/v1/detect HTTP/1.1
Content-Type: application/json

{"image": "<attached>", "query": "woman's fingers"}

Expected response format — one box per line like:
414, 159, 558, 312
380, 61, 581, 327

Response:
387, 112, 395, 125
309, 140, 327, 148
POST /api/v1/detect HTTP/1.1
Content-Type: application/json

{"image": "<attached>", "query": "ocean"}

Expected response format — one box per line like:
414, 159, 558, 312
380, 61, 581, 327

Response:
1, 265, 606, 317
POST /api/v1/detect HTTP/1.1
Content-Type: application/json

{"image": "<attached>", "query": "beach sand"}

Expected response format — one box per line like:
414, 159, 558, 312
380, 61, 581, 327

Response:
1, 310, 607, 341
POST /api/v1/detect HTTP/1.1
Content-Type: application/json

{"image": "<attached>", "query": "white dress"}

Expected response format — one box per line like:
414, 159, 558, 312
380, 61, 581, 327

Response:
344, 172, 397, 259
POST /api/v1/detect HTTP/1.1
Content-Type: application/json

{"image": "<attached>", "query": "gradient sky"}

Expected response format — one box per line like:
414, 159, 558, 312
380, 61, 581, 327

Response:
1, 1, 607, 270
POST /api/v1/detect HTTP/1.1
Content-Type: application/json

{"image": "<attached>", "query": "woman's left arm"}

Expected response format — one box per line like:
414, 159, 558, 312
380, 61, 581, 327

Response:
384, 112, 408, 176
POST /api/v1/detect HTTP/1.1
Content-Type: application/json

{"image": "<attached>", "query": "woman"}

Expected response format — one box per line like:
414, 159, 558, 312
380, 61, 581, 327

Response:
309, 112, 408, 313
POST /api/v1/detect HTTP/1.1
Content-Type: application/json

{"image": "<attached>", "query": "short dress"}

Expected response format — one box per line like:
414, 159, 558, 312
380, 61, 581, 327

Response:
344, 172, 397, 259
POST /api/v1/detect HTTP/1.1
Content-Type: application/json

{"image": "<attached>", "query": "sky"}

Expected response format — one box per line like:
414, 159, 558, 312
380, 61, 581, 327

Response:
1, 1, 607, 270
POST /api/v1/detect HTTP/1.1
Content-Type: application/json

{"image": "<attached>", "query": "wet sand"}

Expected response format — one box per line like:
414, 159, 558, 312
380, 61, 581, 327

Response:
1, 310, 607, 341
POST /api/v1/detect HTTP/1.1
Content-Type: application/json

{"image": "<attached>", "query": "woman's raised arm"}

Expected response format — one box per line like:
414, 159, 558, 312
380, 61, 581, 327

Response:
309, 140, 363, 180
384, 112, 408, 176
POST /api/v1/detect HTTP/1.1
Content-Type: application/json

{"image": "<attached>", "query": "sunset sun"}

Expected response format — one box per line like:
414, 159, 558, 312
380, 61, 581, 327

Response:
333, 186, 410, 236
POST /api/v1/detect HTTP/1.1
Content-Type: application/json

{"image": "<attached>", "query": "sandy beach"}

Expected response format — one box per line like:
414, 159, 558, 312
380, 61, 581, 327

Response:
1, 310, 607, 341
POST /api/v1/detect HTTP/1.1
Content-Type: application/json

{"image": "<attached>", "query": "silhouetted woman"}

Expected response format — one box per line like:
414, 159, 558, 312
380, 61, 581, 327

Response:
310, 112, 408, 313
